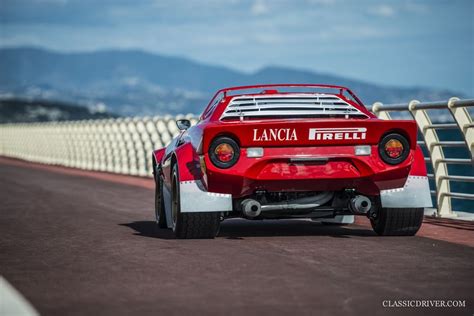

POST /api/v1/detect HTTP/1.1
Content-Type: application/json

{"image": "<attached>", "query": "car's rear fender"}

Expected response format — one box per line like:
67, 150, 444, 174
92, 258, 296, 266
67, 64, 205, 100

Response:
409, 145, 428, 177
172, 142, 232, 213
152, 148, 166, 177
172, 142, 202, 182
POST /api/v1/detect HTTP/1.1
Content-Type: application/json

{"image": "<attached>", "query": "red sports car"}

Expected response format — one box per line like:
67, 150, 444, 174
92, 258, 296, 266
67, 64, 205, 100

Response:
152, 84, 432, 239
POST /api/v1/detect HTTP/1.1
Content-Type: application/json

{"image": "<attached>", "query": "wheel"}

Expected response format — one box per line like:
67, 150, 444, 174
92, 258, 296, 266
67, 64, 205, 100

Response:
155, 172, 168, 229
171, 164, 220, 239
370, 207, 424, 236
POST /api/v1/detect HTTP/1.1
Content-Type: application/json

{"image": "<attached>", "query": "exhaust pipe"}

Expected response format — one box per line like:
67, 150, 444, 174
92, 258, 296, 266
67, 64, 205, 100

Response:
241, 199, 262, 218
349, 195, 371, 214
241, 192, 334, 217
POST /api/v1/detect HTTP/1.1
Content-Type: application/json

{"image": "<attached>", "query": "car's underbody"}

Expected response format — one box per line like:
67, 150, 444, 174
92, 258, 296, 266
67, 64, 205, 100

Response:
231, 190, 376, 220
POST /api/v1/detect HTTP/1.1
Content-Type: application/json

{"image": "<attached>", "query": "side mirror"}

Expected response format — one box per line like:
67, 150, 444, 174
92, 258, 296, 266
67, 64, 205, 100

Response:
176, 119, 191, 131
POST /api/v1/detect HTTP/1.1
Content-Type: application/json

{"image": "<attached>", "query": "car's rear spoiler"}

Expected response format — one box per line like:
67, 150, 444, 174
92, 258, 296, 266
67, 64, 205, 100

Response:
201, 84, 367, 120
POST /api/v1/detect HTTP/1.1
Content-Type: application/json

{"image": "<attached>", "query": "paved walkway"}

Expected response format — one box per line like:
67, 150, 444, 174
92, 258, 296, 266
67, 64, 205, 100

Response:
1, 158, 473, 315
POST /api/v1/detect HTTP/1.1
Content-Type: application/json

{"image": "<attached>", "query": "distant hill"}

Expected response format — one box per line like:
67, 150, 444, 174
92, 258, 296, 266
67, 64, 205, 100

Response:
0, 98, 115, 123
0, 47, 465, 116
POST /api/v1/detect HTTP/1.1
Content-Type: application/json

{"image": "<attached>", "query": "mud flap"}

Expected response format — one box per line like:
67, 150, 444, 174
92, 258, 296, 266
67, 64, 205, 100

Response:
380, 176, 432, 208
179, 180, 233, 213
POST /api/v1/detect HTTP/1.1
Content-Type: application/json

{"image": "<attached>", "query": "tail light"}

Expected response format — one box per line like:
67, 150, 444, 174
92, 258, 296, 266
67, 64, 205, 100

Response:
379, 133, 409, 165
209, 136, 240, 168
215, 143, 234, 162
384, 139, 404, 158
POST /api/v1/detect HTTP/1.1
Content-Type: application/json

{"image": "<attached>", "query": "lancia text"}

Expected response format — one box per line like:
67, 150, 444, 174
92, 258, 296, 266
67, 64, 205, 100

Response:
253, 128, 298, 142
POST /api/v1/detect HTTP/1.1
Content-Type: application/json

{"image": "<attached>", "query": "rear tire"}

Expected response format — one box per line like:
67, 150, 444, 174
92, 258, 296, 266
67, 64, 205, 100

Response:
371, 207, 424, 236
171, 164, 220, 239
155, 173, 168, 229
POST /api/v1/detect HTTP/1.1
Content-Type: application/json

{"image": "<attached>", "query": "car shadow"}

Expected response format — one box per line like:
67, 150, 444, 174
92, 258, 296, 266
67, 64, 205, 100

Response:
120, 219, 376, 239
219, 219, 376, 238
120, 221, 175, 239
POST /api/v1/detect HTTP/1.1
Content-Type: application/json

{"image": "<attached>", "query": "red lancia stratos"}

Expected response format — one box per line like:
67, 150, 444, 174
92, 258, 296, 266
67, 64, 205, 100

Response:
152, 84, 432, 239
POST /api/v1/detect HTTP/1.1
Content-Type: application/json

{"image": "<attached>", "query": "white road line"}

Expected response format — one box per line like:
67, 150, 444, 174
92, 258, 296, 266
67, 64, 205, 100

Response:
0, 276, 39, 316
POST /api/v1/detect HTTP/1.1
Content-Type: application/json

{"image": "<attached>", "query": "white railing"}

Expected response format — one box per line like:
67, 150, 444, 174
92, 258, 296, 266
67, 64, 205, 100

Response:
0, 114, 198, 177
0, 98, 472, 217
372, 98, 473, 217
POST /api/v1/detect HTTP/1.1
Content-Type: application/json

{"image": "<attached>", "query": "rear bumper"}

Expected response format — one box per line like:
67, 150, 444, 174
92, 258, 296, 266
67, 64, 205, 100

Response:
205, 146, 414, 197
178, 176, 432, 214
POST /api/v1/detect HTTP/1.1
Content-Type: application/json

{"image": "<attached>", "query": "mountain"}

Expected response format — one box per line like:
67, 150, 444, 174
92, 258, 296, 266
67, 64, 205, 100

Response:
0, 98, 115, 123
0, 47, 465, 116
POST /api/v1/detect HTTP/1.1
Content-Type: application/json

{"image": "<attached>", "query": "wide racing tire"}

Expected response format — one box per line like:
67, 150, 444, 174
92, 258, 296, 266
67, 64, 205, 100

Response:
171, 164, 220, 239
370, 207, 424, 236
155, 173, 168, 229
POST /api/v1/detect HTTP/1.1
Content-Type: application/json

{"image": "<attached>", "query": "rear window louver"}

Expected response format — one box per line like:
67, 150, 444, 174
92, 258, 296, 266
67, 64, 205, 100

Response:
220, 94, 367, 120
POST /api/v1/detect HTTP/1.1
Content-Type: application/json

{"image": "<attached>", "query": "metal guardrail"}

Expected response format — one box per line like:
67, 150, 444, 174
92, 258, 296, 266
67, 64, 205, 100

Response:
372, 98, 473, 217
0, 98, 472, 217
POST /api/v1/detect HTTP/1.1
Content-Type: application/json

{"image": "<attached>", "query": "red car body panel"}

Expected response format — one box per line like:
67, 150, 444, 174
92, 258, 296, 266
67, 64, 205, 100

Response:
203, 145, 413, 197
153, 84, 429, 206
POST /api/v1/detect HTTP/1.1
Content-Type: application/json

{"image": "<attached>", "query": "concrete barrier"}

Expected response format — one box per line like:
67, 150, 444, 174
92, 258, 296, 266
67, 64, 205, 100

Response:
0, 114, 198, 178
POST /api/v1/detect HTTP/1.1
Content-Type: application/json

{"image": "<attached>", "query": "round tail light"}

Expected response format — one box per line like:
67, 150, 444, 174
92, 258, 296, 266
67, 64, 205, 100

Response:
379, 133, 410, 165
209, 137, 240, 168
215, 143, 235, 162
384, 139, 404, 158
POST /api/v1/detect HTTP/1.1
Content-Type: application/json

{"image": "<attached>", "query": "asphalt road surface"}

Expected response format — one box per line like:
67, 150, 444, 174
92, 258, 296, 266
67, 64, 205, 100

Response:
1, 159, 473, 316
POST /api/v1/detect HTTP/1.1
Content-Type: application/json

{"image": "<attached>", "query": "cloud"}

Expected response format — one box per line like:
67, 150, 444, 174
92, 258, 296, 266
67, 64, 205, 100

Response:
369, 4, 396, 17
251, 0, 269, 15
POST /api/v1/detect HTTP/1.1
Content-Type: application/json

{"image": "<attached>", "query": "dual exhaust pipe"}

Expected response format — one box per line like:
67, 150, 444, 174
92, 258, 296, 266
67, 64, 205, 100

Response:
241, 194, 372, 218
348, 195, 372, 214
241, 199, 262, 218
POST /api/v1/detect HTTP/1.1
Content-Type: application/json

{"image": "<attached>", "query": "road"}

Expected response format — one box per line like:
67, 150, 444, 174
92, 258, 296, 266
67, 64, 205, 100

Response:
0, 158, 473, 316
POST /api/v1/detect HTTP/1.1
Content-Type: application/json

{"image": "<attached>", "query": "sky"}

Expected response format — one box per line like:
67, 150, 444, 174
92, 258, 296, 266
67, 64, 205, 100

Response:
0, 0, 473, 95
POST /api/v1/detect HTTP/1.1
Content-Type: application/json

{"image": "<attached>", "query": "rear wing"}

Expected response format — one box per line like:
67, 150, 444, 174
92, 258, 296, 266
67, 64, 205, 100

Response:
220, 93, 369, 121
201, 84, 367, 120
